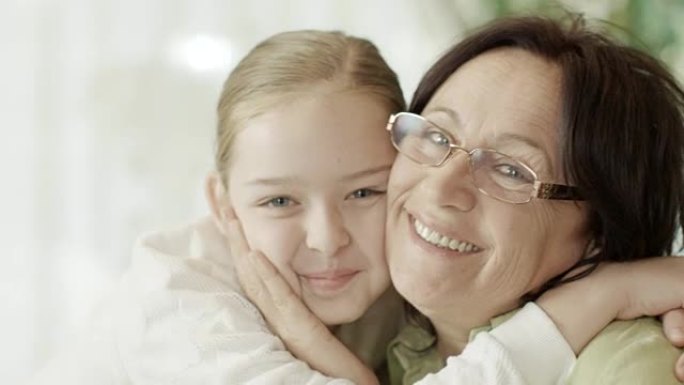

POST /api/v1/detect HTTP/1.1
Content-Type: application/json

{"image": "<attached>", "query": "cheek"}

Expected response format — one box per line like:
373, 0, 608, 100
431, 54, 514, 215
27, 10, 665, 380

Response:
387, 157, 421, 206
235, 210, 303, 288
505, 204, 587, 290
347, 203, 388, 266
247, 222, 300, 265
482, 206, 552, 291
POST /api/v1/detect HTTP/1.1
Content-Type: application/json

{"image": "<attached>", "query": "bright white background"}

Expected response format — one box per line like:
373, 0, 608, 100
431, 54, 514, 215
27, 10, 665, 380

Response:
0, 1, 680, 384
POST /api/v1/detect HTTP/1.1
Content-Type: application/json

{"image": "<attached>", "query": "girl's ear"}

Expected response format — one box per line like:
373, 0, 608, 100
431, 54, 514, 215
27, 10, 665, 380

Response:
205, 171, 232, 235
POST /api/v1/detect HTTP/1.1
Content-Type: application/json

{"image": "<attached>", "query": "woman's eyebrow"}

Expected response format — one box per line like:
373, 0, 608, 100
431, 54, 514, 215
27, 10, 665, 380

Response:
496, 132, 544, 151
424, 106, 462, 126
496, 133, 552, 168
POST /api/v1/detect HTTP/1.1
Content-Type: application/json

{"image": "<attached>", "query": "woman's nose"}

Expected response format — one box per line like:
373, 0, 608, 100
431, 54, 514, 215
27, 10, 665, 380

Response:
305, 205, 351, 257
421, 151, 477, 212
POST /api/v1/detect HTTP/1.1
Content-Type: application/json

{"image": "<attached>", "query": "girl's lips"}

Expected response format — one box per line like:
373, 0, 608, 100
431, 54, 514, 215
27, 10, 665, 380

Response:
300, 270, 360, 293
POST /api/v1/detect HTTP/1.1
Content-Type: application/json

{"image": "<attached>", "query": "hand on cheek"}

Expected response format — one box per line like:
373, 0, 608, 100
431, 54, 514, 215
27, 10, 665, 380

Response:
224, 208, 377, 385
224, 207, 327, 346
662, 309, 684, 381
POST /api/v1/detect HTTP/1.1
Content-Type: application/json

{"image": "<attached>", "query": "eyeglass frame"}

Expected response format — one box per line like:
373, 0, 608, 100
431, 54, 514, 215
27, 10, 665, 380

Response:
385, 112, 584, 204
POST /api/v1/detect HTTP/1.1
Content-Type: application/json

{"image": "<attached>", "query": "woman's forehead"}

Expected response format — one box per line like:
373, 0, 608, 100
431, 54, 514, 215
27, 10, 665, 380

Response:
430, 48, 561, 110
424, 48, 564, 176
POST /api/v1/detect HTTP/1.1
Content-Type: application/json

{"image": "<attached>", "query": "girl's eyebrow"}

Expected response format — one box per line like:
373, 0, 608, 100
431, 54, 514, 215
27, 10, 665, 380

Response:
246, 164, 392, 186
341, 164, 393, 182
247, 176, 300, 186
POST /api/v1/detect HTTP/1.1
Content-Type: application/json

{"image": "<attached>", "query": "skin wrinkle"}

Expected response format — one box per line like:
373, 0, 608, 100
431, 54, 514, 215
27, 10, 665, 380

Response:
387, 48, 592, 360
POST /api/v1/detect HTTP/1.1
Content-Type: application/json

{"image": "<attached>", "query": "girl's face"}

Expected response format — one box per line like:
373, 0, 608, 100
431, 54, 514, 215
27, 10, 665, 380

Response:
227, 84, 396, 325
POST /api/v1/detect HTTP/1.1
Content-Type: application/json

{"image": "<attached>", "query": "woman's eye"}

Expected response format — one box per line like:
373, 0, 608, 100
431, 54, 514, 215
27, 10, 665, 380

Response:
347, 188, 384, 199
425, 130, 450, 147
264, 196, 294, 208
494, 164, 533, 183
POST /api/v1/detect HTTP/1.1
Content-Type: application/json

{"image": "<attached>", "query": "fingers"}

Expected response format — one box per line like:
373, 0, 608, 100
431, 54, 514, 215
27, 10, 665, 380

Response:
224, 215, 298, 324
225, 210, 249, 258
663, 308, 684, 348
224, 213, 266, 304
225, 211, 258, 293
677, 353, 684, 382
222, 210, 319, 345
250, 250, 303, 312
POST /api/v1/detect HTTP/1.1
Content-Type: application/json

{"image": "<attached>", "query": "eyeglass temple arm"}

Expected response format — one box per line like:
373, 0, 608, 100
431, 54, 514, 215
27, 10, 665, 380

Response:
534, 182, 584, 201
386, 114, 398, 132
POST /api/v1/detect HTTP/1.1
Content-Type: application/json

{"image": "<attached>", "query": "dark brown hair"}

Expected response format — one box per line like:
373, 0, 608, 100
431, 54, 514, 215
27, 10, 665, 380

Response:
407, 15, 684, 330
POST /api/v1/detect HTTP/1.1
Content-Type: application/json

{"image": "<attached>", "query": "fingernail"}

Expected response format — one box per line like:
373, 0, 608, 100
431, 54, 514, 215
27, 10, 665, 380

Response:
669, 328, 684, 344
222, 207, 236, 221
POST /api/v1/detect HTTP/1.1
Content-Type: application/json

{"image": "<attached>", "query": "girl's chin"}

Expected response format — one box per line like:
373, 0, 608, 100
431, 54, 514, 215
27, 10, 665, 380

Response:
309, 302, 365, 326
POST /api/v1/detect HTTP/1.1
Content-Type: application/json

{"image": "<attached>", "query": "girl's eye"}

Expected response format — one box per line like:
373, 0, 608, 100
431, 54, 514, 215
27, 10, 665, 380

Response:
347, 188, 384, 199
265, 196, 293, 208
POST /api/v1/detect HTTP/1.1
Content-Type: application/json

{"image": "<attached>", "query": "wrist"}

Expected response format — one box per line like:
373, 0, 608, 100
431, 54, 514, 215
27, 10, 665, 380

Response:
536, 272, 618, 353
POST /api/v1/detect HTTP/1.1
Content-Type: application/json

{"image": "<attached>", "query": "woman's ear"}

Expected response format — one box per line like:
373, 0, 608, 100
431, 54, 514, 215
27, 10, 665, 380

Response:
205, 171, 232, 235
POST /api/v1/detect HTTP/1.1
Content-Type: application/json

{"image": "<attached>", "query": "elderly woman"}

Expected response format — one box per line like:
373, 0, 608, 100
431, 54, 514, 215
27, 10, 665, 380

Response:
232, 15, 684, 385
384, 16, 684, 384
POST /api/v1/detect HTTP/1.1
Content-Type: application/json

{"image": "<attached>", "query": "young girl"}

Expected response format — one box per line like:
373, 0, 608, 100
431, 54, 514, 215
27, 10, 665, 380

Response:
30, 29, 684, 385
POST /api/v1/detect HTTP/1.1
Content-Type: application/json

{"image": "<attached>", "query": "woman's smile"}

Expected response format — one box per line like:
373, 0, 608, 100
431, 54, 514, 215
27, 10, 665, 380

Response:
412, 216, 482, 253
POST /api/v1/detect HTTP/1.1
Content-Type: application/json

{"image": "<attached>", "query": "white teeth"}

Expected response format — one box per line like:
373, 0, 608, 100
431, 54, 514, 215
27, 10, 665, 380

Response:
413, 218, 481, 252
439, 236, 449, 247
448, 239, 459, 250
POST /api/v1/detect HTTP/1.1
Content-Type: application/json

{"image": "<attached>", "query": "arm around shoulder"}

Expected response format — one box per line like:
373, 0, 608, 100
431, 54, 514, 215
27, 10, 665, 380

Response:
414, 303, 576, 385
567, 318, 684, 385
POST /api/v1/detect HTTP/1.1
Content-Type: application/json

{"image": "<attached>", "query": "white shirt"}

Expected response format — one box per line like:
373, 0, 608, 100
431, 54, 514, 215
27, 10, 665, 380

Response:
29, 218, 575, 385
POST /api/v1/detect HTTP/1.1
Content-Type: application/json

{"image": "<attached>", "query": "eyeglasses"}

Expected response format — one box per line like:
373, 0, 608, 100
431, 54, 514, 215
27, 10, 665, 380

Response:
386, 112, 583, 204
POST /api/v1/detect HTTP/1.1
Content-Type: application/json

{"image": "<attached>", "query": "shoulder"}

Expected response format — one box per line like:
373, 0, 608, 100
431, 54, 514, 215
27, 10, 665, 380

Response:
568, 317, 683, 385
109, 219, 281, 381
115, 217, 269, 345
128, 217, 241, 293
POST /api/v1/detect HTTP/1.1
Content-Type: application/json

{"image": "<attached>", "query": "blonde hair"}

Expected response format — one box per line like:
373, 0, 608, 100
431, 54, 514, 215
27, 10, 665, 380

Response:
214, 30, 405, 186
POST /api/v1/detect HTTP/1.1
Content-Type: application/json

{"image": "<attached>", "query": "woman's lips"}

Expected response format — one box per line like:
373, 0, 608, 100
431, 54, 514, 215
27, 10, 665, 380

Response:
406, 213, 483, 257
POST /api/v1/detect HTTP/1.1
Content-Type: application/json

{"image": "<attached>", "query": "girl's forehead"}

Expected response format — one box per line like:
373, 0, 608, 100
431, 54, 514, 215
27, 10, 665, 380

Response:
228, 90, 396, 183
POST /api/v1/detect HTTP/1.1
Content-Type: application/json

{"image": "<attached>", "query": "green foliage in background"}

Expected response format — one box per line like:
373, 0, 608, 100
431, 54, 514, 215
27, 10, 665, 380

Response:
481, 0, 684, 78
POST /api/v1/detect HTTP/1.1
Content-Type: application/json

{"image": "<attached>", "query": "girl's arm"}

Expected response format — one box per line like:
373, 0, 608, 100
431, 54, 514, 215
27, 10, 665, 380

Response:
228, 214, 684, 384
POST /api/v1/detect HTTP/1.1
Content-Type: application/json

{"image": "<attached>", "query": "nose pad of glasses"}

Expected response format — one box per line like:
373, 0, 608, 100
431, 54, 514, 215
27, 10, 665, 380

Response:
440, 145, 470, 166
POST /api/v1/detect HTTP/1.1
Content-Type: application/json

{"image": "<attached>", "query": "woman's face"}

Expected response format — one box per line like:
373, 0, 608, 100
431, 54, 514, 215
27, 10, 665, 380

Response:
386, 48, 590, 326
227, 84, 395, 326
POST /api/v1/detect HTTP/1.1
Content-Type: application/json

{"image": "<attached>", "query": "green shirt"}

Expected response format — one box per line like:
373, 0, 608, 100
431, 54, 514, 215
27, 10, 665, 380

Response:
387, 311, 683, 385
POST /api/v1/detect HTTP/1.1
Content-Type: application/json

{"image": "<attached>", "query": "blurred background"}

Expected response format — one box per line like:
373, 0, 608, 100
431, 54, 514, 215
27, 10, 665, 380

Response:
1, 0, 683, 383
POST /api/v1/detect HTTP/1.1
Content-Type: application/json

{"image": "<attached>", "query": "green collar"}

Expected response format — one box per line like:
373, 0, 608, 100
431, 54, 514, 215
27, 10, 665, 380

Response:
387, 309, 520, 385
